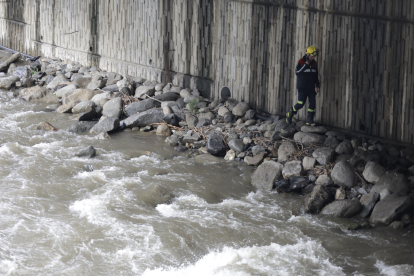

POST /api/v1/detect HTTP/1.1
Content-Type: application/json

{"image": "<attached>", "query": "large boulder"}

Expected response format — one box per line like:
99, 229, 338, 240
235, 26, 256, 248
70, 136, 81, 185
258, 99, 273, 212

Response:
79, 105, 100, 121
312, 147, 335, 165
232, 102, 250, 117
63, 89, 100, 105
72, 101, 95, 114
370, 172, 410, 196
19, 86, 59, 103
89, 117, 120, 134
135, 86, 156, 98
251, 161, 283, 190
321, 199, 362, 218
0, 75, 20, 89
331, 161, 357, 188
102, 97, 123, 118
86, 74, 106, 90
13, 66, 31, 79
68, 121, 97, 133
124, 99, 160, 117
294, 132, 326, 144
121, 108, 164, 128
91, 91, 112, 106
56, 84, 77, 98
359, 192, 380, 218
0, 52, 21, 72
277, 141, 298, 162
282, 161, 303, 179
46, 74, 68, 90
206, 131, 226, 156
304, 184, 333, 213
370, 194, 413, 225
362, 162, 386, 184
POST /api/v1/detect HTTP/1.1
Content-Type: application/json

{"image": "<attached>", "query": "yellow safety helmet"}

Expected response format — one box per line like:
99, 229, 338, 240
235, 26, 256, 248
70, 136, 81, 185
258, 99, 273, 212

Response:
306, 45, 318, 56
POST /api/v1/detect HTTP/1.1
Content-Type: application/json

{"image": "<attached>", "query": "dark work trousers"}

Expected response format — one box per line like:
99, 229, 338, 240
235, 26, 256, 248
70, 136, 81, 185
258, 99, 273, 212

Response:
293, 88, 316, 112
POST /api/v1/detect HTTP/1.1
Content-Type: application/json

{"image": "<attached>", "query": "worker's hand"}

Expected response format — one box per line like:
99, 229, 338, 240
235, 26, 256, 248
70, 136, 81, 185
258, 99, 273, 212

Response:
316, 87, 320, 94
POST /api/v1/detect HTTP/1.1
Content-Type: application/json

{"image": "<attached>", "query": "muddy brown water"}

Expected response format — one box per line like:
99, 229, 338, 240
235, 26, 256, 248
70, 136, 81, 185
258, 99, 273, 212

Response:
0, 52, 414, 276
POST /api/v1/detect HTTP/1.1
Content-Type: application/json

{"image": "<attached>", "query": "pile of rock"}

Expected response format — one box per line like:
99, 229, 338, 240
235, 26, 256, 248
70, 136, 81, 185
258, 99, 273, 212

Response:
3, 54, 413, 230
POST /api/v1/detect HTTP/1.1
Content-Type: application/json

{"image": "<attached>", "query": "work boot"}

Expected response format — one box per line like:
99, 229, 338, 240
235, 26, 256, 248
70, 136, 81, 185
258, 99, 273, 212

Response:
286, 108, 297, 124
306, 112, 316, 126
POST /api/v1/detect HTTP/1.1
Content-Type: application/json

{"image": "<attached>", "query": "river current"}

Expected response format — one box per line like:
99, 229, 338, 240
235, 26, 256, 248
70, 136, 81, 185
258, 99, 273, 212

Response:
0, 84, 413, 275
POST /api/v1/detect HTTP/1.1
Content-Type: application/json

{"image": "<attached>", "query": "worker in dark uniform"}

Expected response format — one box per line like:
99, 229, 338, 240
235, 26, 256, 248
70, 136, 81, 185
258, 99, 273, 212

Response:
286, 45, 320, 126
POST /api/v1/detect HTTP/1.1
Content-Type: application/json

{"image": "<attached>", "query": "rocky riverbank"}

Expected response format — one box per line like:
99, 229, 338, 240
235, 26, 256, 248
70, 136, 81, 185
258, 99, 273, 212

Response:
1, 52, 414, 231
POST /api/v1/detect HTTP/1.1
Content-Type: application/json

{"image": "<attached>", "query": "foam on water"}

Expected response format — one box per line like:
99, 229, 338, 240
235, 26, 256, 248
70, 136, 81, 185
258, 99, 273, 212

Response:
143, 241, 345, 276
375, 261, 414, 276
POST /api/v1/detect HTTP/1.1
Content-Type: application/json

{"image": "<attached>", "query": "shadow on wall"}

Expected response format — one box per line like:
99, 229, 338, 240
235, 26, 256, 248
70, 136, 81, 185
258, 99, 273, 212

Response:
87, 0, 101, 68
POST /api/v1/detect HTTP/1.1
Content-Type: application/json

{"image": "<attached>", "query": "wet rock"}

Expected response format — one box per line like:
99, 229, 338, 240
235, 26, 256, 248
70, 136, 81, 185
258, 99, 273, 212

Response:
294, 132, 325, 144
194, 154, 222, 164
232, 102, 250, 117
312, 147, 335, 165
335, 140, 353, 155
321, 199, 362, 218
156, 124, 171, 136
301, 125, 328, 134
206, 131, 226, 156
20, 86, 58, 103
370, 172, 409, 196
37, 122, 59, 131
282, 161, 303, 179
244, 152, 265, 166
389, 221, 405, 229
145, 184, 172, 206
0, 52, 21, 72
102, 97, 123, 118
362, 162, 386, 184
302, 157, 316, 170
316, 175, 334, 186
165, 135, 179, 146
304, 184, 333, 213
370, 194, 413, 225
0, 75, 20, 89
79, 105, 99, 121
331, 161, 357, 188
89, 117, 120, 134
124, 99, 160, 116
121, 108, 164, 128
326, 217, 371, 231
278, 141, 298, 162
76, 146, 96, 158
228, 139, 244, 153
276, 176, 308, 193
46, 74, 68, 90
72, 101, 95, 114
224, 149, 236, 161
68, 121, 97, 133
359, 192, 380, 218
251, 161, 283, 190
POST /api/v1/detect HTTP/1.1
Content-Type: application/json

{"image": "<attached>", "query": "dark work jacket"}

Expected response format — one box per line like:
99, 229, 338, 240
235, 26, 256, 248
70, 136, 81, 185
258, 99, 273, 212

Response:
295, 55, 320, 90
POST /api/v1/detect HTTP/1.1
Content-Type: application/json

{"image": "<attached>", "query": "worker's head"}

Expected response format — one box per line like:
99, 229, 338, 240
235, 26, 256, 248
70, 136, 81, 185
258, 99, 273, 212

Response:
306, 45, 318, 57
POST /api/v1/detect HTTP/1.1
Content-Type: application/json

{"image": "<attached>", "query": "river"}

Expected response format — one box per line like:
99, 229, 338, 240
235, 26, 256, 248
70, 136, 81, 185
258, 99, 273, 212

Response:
0, 64, 414, 276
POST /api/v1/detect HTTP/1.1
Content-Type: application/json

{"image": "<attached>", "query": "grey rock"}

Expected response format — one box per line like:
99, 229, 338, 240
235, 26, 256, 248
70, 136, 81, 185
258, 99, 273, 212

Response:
321, 199, 362, 218
102, 97, 123, 118
225, 98, 239, 111
90, 117, 120, 134
276, 176, 308, 193
228, 139, 245, 152
244, 109, 256, 120
303, 157, 316, 170
244, 152, 265, 166
271, 125, 297, 141
351, 139, 362, 149
106, 72, 122, 85
13, 66, 31, 79
315, 175, 334, 186
154, 92, 180, 102
74, 76, 92, 88
370, 194, 413, 225
331, 161, 357, 188
46, 74, 68, 90
362, 162, 386, 184
165, 135, 179, 146
252, 145, 266, 156
294, 132, 326, 144
388, 147, 400, 157
370, 172, 410, 196
79, 105, 99, 121
76, 146, 96, 158
135, 86, 156, 98
359, 192, 380, 218
156, 125, 171, 136
199, 112, 215, 121
245, 119, 256, 126
194, 154, 222, 164
68, 121, 97, 133
56, 84, 77, 98
380, 188, 392, 200
301, 125, 328, 134
335, 140, 353, 154
102, 84, 120, 92
304, 184, 333, 213
20, 86, 58, 103
206, 131, 226, 156
125, 99, 160, 116
183, 131, 200, 143
0, 75, 20, 89
186, 114, 198, 129
278, 141, 298, 162
232, 102, 250, 117
282, 161, 303, 179
335, 187, 347, 200
324, 136, 340, 149
63, 89, 100, 105
72, 100, 95, 114
121, 108, 164, 128
251, 161, 283, 190
312, 147, 335, 165
0, 52, 21, 72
